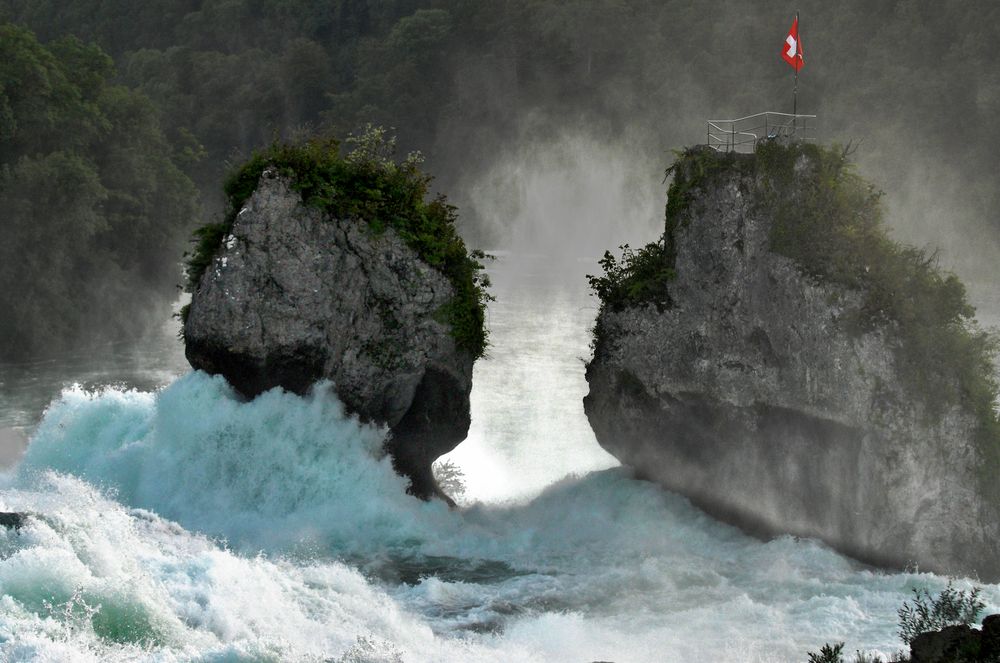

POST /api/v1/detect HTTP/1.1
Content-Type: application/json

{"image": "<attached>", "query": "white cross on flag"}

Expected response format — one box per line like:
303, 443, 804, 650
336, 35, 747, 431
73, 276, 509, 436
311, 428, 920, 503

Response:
781, 16, 804, 71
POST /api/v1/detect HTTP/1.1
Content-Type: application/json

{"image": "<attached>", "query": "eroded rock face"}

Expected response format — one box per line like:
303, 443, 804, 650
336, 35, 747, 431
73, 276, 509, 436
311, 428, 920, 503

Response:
584, 158, 1000, 578
184, 170, 473, 500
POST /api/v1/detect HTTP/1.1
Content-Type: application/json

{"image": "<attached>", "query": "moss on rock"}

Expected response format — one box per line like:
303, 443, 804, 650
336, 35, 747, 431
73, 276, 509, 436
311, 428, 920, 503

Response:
185, 126, 491, 358
750, 142, 999, 486
590, 141, 1000, 495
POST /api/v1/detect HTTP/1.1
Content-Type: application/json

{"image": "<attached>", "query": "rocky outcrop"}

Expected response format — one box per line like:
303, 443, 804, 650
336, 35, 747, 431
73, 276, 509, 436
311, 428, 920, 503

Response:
184, 169, 473, 500
909, 615, 1000, 662
0, 512, 27, 530
584, 148, 1000, 578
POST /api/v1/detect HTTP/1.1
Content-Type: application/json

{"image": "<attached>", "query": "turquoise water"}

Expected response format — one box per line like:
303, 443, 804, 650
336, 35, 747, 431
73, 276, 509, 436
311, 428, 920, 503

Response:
1, 255, 997, 662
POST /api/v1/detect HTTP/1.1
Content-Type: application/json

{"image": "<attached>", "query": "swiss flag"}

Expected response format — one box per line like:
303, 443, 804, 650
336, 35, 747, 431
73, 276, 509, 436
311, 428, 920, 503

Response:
781, 16, 804, 71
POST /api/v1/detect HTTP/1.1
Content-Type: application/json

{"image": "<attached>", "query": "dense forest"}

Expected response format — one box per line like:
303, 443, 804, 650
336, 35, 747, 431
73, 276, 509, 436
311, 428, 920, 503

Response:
0, 23, 197, 359
1, 0, 999, 358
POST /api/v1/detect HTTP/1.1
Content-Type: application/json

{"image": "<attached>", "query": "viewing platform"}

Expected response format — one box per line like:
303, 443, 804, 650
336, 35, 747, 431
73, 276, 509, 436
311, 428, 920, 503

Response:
707, 112, 816, 153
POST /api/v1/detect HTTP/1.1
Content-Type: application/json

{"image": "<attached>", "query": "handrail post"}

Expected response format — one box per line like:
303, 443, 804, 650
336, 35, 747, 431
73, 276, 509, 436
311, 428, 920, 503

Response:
707, 112, 816, 150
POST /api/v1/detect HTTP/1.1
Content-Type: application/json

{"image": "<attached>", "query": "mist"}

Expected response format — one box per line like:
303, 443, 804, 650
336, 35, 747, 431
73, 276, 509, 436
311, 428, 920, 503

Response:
2, 4, 1000, 659
2, 0, 999, 352
414, 0, 1000, 313
458, 119, 663, 259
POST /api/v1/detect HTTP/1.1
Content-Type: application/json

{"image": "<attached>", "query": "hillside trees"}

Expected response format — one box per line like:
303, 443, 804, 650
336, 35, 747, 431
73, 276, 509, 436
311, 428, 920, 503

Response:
0, 24, 198, 359
1, 0, 999, 305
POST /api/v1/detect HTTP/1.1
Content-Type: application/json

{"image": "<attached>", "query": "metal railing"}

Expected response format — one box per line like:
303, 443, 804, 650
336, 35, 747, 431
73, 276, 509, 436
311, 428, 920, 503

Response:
707, 112, 817, 153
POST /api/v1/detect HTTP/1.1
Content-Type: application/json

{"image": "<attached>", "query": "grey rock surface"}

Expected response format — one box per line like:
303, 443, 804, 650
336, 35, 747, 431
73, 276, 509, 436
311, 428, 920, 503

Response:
0, 427, 27, 469
584, 158, 1000, 578
184, 169, 473, 500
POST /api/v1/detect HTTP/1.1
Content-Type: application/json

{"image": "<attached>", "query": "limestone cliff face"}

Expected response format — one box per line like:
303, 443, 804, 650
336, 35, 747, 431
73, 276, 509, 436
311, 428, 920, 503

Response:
584, 151, 1000, 578
184, 169, 473, 500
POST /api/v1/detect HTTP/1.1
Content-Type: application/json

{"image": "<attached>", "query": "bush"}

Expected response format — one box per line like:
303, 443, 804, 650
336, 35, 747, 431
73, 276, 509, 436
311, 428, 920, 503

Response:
431, 459, 467, 498
586, 147, 743, 313
184, 125, 491, 358
803, 582, 986, 662
805, 646, 905, 663
586, 242, 674, 312
808, 642, 846, 663
897, 581, 985, 645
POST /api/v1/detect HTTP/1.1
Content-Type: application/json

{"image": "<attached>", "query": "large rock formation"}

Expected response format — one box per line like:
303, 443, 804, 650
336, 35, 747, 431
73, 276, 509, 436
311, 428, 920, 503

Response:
585, 146, 1000, 578
184, 168, 474, 500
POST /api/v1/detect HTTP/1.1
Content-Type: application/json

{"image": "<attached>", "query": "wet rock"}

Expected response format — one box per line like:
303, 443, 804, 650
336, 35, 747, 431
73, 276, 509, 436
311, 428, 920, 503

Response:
184, 170, 473, 500
0, 512, 27, 530
910, 624, 979, 662
979, 614, 1000, 659
585, 149, 1000, 578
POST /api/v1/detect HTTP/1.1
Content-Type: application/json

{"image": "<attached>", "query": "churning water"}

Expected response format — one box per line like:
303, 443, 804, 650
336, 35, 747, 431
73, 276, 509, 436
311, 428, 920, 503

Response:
1, 255, 997, 662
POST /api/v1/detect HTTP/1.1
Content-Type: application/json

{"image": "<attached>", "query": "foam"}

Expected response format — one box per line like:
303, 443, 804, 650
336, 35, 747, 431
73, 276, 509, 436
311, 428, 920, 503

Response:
4, 374, 998, 661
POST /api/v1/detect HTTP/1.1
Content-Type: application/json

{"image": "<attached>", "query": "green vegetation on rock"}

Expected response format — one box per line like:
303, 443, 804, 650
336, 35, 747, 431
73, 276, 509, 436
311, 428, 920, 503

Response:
589, 141, 1000, 488
897, 582, 985, 646
586, 242, 674, 312
806, 581, 987, 662
586, 147, 746, 312
751, 142, 1000, 493
184, 126, 491, 358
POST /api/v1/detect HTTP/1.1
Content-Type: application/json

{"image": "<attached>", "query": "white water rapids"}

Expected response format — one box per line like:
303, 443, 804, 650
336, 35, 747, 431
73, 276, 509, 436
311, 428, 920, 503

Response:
1, 252, 997, 662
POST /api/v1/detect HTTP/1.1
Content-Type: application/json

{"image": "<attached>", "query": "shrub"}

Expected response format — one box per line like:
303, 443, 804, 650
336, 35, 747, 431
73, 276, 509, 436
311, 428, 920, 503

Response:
431, 459, 467, 498
897, 581, 985, 645
586, 147, 741, 313
804, 646, 905, 663
184, 125, 491, 358
586, 242, 674, 312
802, 582, 986, 662
808, 642, 846, 663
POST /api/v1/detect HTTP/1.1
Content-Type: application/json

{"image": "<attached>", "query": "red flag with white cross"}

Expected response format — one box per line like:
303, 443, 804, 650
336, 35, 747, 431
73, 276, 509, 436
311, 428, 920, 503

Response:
781, 16, 804, 71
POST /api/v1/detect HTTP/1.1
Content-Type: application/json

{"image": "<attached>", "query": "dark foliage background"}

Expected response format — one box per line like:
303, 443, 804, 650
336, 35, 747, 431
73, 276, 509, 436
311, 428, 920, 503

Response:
0, 23, 197, 359
1, 0, 998, 357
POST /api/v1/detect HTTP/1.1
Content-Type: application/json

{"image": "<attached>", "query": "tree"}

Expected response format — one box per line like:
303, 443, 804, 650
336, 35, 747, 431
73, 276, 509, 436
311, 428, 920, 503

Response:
0, 24, 198, 359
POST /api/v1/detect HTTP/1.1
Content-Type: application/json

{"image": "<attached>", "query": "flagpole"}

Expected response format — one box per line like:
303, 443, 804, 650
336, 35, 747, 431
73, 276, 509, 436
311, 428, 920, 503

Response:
793, 11, 799, 133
